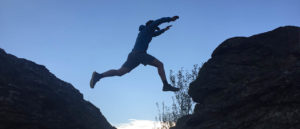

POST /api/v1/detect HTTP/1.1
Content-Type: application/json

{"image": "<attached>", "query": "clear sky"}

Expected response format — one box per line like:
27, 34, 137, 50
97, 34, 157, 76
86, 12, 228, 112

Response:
1, 0, 300, 128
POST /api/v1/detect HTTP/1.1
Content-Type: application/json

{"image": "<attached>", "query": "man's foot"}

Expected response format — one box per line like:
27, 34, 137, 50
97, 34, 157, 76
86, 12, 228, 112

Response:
163, 83, 180, 92
90, 71, 101, 89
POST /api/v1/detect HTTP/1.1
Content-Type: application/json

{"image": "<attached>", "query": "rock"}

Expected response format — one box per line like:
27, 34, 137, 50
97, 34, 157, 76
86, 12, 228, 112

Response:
0, 48, 116, 129
172, 26, 300, 129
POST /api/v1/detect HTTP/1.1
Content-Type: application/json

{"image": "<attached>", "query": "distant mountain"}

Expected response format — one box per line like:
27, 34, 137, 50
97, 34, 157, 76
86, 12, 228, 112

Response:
172, 26, 300, 129
0, 48, 115, 129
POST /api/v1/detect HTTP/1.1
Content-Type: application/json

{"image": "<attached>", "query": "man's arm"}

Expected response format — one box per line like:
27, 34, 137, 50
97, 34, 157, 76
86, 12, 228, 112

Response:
153, 25, 172, 37
149, 16, 179, 29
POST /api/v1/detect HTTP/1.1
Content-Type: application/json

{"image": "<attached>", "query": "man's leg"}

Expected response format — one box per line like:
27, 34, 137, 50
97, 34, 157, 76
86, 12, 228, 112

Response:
90, 67, 131, 88
101, 67, 131, 77
148, 59, 179, 92
90, 52, 140, 88
148, 59, 167, 83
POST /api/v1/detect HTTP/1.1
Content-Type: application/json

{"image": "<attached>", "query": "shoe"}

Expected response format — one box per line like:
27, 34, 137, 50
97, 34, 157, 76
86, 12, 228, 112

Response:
90, 71, 101, 89
163, 83, 180, 92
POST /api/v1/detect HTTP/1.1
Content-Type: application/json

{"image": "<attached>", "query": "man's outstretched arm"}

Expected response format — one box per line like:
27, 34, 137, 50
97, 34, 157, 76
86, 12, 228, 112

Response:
153, 25, 172, 37
150, 16, 179, 29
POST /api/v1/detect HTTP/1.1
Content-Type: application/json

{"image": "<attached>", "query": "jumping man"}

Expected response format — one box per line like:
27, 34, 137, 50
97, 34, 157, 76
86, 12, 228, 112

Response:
90, 16, 180, 92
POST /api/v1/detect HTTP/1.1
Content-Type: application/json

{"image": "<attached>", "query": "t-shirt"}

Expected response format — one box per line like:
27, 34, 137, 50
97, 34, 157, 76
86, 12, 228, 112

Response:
132, 17, 172, 52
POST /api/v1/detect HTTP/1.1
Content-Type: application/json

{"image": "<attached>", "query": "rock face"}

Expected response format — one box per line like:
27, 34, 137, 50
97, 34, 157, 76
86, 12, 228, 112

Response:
172, 26, 300, 129
0, 49, 115, 129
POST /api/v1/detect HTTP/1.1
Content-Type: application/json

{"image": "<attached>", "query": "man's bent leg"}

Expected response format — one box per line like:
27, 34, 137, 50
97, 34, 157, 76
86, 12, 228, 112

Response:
148, 59, 180, 92
148, 59, 167, 82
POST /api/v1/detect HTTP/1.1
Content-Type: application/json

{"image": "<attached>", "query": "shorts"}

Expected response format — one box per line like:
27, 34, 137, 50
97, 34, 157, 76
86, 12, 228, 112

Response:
121, 52, 157, 70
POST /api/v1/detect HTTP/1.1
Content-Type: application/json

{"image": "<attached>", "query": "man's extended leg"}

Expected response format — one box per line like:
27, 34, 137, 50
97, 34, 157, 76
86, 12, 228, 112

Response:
101, 67, 131, 77
90, 67, 131, 88
148, 59, 179, 92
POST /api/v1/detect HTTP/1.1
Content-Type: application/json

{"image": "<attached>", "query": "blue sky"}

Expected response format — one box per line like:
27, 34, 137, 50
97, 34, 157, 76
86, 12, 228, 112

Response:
1, 0, 300, 127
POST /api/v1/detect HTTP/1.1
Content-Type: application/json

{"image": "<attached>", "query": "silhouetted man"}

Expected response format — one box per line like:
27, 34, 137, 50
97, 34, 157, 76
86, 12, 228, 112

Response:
90, 16, 180, 92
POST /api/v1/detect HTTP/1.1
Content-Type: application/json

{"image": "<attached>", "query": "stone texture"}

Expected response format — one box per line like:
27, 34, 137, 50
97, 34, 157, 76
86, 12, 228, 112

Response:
172, 26, 300, 129
0, 48, 116, 129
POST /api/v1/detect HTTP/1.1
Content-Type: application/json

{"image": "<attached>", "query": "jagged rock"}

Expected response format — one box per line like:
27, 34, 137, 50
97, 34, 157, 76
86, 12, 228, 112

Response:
0, 48, 116, 129
172, 26, 300, 129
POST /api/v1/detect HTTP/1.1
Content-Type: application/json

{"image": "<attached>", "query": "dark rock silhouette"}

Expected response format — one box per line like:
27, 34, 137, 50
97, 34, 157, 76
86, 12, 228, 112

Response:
0, 49, 116, 129
172, 26, 300, 129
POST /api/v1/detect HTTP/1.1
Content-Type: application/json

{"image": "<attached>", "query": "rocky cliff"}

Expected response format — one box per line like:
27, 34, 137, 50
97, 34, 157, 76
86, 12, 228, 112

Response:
0, 48, 115, 129
172, 26, 300, 129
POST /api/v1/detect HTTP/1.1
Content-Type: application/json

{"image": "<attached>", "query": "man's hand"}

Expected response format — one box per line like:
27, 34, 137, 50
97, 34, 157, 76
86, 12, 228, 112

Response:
171, 16, 179, 21
164, 25, 172, 31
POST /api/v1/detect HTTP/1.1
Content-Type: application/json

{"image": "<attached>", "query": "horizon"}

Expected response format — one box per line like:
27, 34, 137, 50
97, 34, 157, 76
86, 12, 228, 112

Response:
1, 0, 300, 128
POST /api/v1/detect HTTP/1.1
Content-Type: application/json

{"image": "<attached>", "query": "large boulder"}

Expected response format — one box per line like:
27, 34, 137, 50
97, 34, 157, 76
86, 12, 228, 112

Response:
0, 48, 116, 129
173, 26, 300, 129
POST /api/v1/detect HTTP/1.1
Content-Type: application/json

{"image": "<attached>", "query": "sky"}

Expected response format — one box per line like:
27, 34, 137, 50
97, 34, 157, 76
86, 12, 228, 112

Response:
1, 0, 300, 128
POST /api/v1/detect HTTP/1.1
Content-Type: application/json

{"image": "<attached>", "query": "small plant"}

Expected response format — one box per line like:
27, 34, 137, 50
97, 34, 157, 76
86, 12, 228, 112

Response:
155, 65, 200, 129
